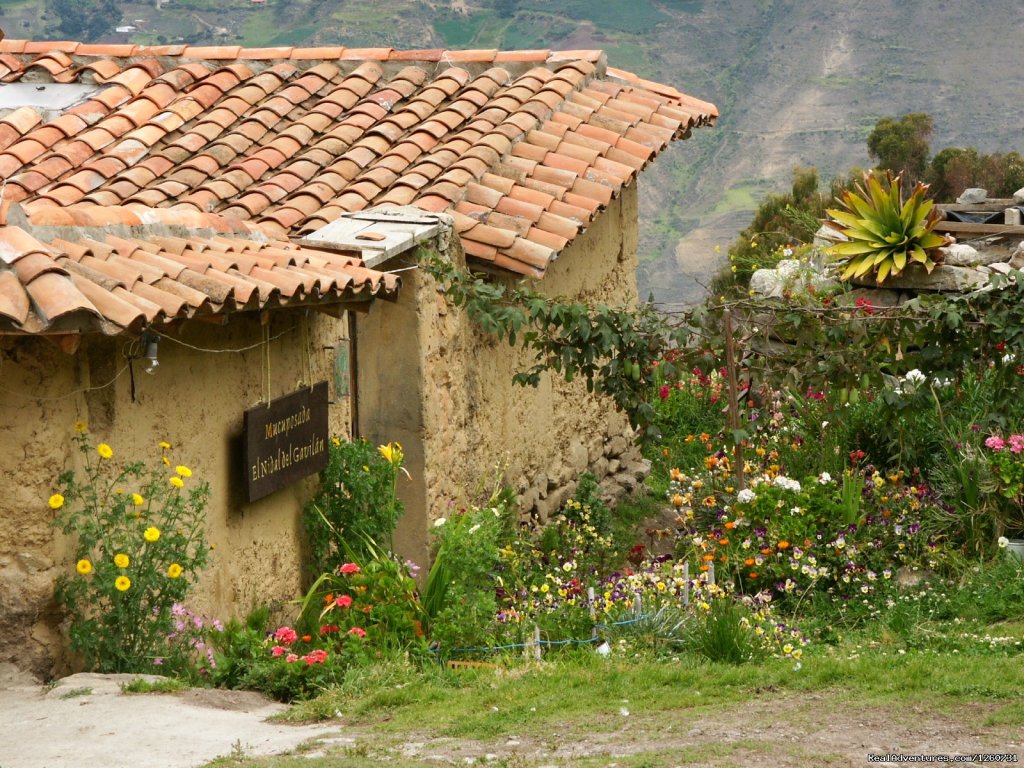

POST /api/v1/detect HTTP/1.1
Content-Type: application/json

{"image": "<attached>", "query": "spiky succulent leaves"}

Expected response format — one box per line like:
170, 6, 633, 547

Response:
825, 171, 946, 285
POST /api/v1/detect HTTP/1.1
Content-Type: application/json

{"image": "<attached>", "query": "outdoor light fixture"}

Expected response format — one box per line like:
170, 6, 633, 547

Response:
141, 330, 159, 374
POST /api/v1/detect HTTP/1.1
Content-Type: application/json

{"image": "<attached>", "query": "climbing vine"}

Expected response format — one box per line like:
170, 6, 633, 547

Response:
424, 255, 1024, 443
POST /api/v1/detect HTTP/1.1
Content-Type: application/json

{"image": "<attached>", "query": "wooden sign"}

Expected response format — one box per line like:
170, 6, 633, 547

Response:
243, 382, 329, 503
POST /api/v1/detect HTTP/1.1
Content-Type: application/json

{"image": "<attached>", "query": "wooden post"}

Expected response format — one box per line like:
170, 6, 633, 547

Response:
723, 308, 745, 491
588, 586, 598, 641
683, 561, 690, 605
708, 561, 716, 587
533, 624, 542, 661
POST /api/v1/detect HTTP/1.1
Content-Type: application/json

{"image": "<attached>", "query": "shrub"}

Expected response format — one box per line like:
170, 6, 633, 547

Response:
302, 439, 405, 576
52, 425, 210, 673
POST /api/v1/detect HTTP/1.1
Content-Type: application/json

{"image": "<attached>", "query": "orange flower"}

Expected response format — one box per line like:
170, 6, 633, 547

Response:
724, 521, 735, 529
302, 635, 312, 643
761, 548, 773, 555
702, 495, 716, 507
778, 540, 790, 550
323, 593, 334, 605
699, 432, 710, 443
744, 558, 755, 566
749, 572, 759, 578
702, 554, 715, 561
718, 538, 729, 546
700, 564, 709, 572
705, 455, 719, 470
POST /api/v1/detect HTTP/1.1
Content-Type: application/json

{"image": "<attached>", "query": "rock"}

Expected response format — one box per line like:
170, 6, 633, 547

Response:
838, 288, 903, 309
605, 435, 628, 458
568, 439, 589, 473
853, 264, 989, 292
535, 483, 576, 522
518, 486, 539, 513
533, 473, 548, 500
813, 222, 847, 247
591, 456, 610, 480
989, 262, 1013, 275
613, 471, 639, 493
940, 243, 1006, 267
956, 187, 988, 204
624, 458, 652, 481
1009, 241, 1024, 269
749, 268, 785, 298
1013, 186, 1024, 204
606, 459, 621, 475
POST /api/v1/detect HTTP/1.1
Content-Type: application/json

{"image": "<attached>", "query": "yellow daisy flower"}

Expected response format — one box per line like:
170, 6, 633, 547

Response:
132, 493, 144, 506
97, 443, 113, 460
76, 559, 92, 575
169, 476, 184, 488
74, 421, 88, 433
167, 563, 183, 579
115, 576, 131, 592
144, 527, 160, 543
114, 553, 130, 568
175, 465, 192, 478
48, 494, 65, 510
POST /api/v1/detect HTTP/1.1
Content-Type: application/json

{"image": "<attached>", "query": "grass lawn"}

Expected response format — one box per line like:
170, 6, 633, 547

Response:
201, 622, 1024, 766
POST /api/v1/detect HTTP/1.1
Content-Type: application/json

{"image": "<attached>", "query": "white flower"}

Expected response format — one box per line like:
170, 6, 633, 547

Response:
821, 421, 829, 429
773, 475, 801, 493
998, 536, 1009, 549
433, 517, 447, 528
468, 523, 481, 534
737, 488, 757, 504
1003, 353, 1016, 364
818, 472, 833, 485
904, 369, 926, 384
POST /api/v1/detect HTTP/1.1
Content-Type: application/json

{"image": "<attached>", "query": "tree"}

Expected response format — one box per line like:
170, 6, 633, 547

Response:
866, 112, 933, 189
47, 0, 120, 42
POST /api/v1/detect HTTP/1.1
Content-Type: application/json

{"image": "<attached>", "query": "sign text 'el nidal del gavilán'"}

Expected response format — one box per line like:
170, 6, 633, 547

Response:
243, 382, 329, 502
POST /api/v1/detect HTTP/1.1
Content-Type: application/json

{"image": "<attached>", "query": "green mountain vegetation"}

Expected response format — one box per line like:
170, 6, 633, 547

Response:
5, 0, 1022, 305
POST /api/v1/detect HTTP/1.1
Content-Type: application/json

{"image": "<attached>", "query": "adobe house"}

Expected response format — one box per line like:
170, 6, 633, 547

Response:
0, 38, 716, 676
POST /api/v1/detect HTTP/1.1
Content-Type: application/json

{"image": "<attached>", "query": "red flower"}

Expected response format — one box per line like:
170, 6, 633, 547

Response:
319, 624, 340, 635
996, 341, 1007, 352
855, 296, 876, 315
273, 626, 298, 645
347, 627, 367, 638
339, 563, 361, 575
302, 649, 329, 665
271, 645, 287, 657
334, 594, 353, 609
659, 384, 671, 401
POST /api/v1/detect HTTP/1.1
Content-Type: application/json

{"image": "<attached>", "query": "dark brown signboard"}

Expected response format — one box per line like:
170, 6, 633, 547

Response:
243, 382, 329, 503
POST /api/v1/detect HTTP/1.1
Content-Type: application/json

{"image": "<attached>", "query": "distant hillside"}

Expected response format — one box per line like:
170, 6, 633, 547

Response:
7, 0, 1023, 306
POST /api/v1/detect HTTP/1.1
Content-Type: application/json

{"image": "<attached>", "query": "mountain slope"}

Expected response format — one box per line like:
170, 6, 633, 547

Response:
6, 0, 1022, 305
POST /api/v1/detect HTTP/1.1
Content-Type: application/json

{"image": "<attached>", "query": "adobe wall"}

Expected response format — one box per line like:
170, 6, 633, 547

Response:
0, 310, 353, 678
358, 185, 649, 569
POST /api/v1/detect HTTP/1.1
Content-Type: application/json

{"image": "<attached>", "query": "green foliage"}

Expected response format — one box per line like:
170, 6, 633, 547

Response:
46, 0, 119, 41
52, 428, 210, 673
686, 598, 765, 664
927, 147, 1024, 201
302, 439, 404, 577
723, 167, 837, 289
867, 112, 934, 188
423, 488, 516, 652
825, 170, 947, 284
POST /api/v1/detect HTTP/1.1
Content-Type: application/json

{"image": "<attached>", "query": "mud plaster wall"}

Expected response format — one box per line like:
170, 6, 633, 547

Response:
358, 185, 646, 571
0, 310, 353, 677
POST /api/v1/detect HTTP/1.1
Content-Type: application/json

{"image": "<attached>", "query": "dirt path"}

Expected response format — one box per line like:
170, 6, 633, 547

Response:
322, 693, 1024, 766
2, 671, 1020, 767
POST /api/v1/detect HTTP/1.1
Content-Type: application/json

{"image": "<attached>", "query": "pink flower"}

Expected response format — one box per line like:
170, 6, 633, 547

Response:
319, 625, 340, 635
273, 626, 298, 645
985, 436, 1007, 451
339, 563, 361, 574
302, 649, 329, 665
334, 595, 353, 609
1009, 435, 1024, 454
659, 384, 670, 401
285, 653, 299, 663
347, 627, 367, 638
271, 645, 287, 657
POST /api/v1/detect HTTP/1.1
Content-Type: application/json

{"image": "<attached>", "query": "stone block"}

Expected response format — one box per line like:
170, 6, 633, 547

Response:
568, 439, 589, 473
605, 435, 628, 458
853, 264, 989, 292
956, 188, 988, 204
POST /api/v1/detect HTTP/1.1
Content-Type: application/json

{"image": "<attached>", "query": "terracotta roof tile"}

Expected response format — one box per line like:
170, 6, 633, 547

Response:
0, 39, 713, 286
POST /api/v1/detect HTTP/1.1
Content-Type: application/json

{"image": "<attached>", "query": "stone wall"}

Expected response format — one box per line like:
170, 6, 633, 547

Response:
0, 310, 353, 677
357, 185, 650, 569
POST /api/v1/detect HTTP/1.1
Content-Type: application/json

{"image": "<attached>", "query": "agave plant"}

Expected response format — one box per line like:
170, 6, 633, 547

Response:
825, 171, 948, 284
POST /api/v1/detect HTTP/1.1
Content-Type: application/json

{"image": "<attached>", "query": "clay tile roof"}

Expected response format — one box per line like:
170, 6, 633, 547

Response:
0, 39, 714, 284
0, 203, 400, 337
